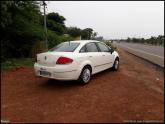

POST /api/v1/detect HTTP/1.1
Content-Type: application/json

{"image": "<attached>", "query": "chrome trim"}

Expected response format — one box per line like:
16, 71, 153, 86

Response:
53, 70, 77, 73
94, 62, 112, 68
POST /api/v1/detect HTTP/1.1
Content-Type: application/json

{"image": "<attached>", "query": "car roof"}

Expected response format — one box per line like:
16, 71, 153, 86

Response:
66, 40, 101, 53
69, 40, 100, 44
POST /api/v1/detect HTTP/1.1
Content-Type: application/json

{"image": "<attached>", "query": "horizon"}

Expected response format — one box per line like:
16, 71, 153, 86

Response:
45, 1, 164, 40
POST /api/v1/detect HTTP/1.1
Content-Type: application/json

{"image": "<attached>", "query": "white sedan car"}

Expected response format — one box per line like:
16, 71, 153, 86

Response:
34, 40, 119, 84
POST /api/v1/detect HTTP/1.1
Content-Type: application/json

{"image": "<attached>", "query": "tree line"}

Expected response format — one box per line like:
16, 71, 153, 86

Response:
126, 35, 164, 46
1, 1, 99, 60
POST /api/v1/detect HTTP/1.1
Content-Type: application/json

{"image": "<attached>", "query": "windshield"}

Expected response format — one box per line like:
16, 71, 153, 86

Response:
49, 42, 80, 52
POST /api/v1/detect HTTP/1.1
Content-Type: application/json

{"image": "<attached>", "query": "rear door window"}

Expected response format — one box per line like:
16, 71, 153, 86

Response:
86, 43, 99, 52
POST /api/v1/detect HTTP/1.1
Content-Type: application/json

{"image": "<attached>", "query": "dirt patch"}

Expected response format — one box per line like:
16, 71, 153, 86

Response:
1, 48, 164, 123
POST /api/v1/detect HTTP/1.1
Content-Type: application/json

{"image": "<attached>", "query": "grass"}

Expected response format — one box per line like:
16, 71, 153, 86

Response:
1, 58, 34, 71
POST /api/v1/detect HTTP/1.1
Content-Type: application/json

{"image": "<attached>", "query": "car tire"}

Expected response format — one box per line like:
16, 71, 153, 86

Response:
112, 58, 119, 71
78, 66, 91, 84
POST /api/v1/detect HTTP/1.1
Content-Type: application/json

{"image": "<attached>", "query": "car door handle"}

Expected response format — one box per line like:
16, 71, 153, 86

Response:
88, 56, 92, 57
102, 55, 105, 56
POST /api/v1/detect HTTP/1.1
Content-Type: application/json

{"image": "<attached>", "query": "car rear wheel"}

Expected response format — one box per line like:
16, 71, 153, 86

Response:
112, 58, 119, 71
78, 66, 91, 84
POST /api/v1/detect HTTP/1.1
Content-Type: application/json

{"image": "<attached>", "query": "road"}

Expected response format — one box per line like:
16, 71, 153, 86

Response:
1, 49, 164, 123
114, 42, 164, 67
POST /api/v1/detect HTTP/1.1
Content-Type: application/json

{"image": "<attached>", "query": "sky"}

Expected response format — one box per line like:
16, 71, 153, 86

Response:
46, 1, 164, 40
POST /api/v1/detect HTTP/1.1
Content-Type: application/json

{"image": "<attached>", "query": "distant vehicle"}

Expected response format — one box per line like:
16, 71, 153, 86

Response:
34, 40, 119, 84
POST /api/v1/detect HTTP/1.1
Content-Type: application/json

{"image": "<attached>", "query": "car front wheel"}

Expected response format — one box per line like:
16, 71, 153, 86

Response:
112, 58, 119, 71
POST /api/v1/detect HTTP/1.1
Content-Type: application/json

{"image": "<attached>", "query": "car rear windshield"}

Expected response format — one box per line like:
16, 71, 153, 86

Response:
49, 42, 80, 52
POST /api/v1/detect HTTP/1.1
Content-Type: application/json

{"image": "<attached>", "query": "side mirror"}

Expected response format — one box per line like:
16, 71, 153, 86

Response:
110, 48, 114, 54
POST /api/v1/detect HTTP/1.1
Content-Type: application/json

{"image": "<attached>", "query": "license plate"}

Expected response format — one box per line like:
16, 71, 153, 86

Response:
40, 71, 51, 76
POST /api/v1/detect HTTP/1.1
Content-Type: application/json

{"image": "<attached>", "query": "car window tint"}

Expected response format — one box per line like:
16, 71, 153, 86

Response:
80, 46, 86, 53
86, 43, 99, 52
97, 42, 110, 52
49, 42, 80, 52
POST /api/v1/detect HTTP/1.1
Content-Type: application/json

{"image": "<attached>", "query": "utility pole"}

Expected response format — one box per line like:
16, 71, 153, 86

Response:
43, 1, 48, 50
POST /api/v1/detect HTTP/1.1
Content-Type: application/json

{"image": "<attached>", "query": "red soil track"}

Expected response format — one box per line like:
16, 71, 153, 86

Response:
1, 48, 164, 123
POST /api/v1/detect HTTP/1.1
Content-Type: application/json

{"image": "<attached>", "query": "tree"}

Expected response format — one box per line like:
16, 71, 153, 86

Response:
46, 12, 66, 34
157, 35, 164, 45
1, 1, 42, 59
47, 12, 65, 25
47, 19, 65, 34
81, 28, 93, 40
91, 32, 98, 39
0, 1, 13, 28
0, 1, 99, 60
126, 37, 131, 42
125, 35, 164, 46
66, 27, 81, 37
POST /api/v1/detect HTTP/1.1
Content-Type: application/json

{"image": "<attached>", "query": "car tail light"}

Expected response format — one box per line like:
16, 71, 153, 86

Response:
56, 57, 73, 64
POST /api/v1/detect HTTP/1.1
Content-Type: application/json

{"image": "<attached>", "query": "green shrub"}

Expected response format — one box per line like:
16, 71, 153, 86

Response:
1, 58, 34, 70
47, 30, 74, 49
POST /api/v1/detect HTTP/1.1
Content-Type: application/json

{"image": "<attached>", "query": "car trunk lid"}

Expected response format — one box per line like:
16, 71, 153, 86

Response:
37, 52, 60, 66
36, 52, 74, 67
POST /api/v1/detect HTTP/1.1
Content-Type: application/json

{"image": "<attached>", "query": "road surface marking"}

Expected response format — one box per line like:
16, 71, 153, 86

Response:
119, 44, 164, 59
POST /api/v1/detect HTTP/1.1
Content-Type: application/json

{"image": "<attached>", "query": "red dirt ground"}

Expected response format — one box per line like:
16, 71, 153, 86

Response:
1, 48, 164, 123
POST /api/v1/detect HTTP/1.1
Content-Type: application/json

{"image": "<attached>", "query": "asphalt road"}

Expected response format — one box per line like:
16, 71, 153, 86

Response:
114, 42, 164, 67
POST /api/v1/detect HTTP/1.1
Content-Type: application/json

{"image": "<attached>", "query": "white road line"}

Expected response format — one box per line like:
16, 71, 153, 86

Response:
119, 44, 164, 59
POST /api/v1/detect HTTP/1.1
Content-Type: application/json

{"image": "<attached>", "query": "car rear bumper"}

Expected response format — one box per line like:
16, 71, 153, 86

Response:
34, 63, 80, 80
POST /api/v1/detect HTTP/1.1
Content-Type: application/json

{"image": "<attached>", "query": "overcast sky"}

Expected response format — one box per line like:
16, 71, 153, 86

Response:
46, 1, 164, 39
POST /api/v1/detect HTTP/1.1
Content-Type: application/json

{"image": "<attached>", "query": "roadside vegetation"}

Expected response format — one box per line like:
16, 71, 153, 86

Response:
125, 35, 164, 46
1, 58, 34, 70
0, 1, 100, 70
104, 41, 117, 51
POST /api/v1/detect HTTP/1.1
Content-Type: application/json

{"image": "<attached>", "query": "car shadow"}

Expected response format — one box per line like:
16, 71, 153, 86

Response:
38, 78, 83, 89
38, 68, 116, 89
